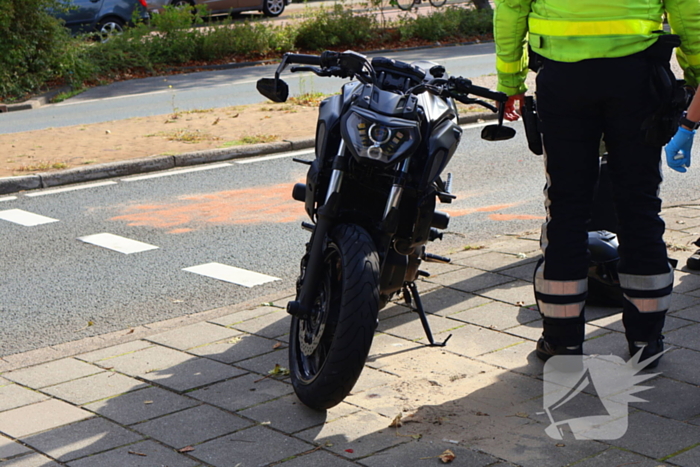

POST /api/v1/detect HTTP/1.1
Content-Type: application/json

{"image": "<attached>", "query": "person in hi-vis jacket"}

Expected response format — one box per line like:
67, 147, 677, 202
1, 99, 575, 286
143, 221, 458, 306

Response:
494, 0, 700, 367
666, 87, 700, 271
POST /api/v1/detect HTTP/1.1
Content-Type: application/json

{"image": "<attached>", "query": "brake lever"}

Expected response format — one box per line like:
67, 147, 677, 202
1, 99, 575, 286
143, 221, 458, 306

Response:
289, 65, 326, 75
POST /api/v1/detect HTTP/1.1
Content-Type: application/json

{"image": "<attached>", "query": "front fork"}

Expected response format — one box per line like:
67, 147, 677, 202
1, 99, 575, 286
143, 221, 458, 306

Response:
287, 141, 347, 320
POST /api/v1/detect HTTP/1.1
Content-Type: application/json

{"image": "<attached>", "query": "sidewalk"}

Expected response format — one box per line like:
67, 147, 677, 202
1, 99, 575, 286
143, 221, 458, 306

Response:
2, 205, 700, 467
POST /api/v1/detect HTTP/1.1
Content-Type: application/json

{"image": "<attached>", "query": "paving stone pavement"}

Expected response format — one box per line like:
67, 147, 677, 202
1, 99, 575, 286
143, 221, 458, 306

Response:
2, 206, 700, 466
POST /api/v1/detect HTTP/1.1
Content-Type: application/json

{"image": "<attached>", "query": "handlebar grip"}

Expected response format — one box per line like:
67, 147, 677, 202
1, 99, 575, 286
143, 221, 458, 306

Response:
285, 53, 322, 66
468, 85, 508, 103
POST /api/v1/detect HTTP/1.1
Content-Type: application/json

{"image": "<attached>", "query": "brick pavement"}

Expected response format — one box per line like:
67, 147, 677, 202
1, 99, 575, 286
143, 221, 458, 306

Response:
2, 205, 700, 466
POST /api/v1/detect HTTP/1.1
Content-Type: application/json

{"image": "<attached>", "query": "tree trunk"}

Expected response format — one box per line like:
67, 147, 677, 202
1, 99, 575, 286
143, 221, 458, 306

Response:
471, 0, 492, 10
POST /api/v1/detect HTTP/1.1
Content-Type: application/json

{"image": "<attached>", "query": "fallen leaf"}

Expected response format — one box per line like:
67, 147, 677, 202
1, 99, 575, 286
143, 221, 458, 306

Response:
272, 342, 282, 349
389, 413, 403, 428
515, 412, 529, 418
231, 113, 239, 118
325, 442, 334, 447
412, 434, 422, 440
128, 451, 147, 457
178, 446, 195, 453
439, 449, 456, 463
143, 400, 153, 405
212, 117, 220, 125
268, 364, 290, 376
556, 443, 565, 447
125, 329, 134, 335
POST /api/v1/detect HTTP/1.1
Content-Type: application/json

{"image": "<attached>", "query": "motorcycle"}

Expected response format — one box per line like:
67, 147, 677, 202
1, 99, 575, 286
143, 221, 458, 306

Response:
256, 50, 515, 410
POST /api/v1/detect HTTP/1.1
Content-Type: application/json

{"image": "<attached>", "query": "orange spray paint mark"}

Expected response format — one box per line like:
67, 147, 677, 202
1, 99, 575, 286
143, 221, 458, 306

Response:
444, 203, 543, 221
489, 214, 545, 221
444, 203, 518, 217
110, 182, 306, 232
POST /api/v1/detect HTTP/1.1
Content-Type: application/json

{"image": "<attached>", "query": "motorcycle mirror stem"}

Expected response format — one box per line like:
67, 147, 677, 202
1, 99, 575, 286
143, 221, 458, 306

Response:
481, 102, 517, 141
256, 54, 294, 103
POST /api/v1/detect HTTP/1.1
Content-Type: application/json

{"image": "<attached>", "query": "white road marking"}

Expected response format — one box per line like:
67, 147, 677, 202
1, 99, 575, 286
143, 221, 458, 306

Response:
78, 233, 159, 254
0, 209, 58, 226
121, 163, 232, 182
183, 262, 280, 288
0, 196, 17, 202
235, 149, 314, 164
55, 89, 170, 107
25, 181, 117, 197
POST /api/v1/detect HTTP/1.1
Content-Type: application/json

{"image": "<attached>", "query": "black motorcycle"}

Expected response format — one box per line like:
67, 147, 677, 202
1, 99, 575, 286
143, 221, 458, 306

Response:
257, 50, 515, 410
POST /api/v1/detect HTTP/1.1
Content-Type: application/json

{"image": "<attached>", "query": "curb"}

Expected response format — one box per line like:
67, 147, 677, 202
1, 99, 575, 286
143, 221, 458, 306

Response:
0, 86, 71, 113
0, 112, 495, 195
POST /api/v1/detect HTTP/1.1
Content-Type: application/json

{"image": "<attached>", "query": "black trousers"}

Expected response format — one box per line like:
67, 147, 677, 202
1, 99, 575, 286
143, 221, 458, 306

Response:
535, 52, 672, 346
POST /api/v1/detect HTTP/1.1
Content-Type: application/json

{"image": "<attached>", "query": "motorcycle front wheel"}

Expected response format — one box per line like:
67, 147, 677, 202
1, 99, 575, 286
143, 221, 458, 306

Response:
289, 224, 380, 410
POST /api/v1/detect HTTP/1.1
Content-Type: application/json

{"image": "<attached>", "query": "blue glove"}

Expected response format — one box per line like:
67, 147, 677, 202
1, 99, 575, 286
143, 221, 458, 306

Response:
665, 126, 695, 173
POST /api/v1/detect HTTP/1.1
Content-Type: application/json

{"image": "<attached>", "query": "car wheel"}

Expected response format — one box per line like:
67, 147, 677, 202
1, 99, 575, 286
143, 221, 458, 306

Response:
171, 0, 194, 9
96, 17, 124, 42
262, 0, 285, 17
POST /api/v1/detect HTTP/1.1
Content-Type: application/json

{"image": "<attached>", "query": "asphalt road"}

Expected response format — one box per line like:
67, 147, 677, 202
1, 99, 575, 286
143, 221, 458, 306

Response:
2, 42, 700, 356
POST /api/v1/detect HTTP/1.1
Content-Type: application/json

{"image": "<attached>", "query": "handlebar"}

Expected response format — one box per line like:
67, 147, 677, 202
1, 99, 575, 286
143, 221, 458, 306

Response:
468, 84, 508, 103
268, 51, 509, 113
284, 53, 322, 66
450, 77, 507, 103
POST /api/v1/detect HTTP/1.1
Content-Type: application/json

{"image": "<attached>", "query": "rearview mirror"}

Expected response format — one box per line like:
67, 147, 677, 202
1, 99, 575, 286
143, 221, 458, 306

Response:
256, 78, 289, 103
481, 124, 516, 141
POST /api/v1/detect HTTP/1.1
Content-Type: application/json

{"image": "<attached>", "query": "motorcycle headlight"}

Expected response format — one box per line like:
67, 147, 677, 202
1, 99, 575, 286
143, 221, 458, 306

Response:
341, 109, 421, 166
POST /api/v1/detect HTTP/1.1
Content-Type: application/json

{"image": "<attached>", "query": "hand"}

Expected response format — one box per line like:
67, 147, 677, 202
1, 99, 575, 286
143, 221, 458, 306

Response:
665, 126, 695, 173
502, 94, 525, 122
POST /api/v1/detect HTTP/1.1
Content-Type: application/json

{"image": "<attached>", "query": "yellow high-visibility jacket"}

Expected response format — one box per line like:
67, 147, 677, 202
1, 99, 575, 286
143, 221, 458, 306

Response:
494, 0, 700, 95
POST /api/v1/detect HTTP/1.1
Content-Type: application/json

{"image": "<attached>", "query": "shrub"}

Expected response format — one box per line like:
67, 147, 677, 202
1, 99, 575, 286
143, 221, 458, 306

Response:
399, 6, 492, 42
0, 2, 494, 101
294, 4, 377, 51
0, 0, 78, 100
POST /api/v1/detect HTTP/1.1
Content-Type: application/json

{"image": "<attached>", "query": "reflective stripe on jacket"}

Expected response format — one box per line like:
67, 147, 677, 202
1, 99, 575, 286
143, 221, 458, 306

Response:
494, 0, 700, 95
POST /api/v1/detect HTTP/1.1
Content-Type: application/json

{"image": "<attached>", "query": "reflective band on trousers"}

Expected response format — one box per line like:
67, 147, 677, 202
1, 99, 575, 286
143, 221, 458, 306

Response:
624, 294, 672, 313
528, 18, 661, 37
537, 300, 585, 318
619, 270, 673, 291
534, 262, 587, 295
497, 56, 523, 74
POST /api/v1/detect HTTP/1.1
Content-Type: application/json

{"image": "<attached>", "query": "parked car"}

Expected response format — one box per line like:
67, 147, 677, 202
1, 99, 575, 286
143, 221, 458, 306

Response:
147, 0, 289, 18
52, 0, 150, 38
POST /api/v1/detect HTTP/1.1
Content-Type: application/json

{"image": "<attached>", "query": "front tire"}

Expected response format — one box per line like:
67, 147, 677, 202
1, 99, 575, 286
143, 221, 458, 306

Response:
289, 224, 380, 410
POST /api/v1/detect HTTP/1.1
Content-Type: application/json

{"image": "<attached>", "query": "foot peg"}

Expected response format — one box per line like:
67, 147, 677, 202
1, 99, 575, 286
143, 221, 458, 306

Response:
423, 252, 451, 264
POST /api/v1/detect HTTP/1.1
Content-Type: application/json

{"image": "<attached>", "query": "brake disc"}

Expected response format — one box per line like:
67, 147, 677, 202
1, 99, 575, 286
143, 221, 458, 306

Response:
299, 321, 325, 356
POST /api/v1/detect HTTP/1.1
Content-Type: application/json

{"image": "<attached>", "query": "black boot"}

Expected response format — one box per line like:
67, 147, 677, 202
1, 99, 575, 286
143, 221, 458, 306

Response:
537, 316, 586, 362
536, 336, 583, 362
628, 335, 664, 369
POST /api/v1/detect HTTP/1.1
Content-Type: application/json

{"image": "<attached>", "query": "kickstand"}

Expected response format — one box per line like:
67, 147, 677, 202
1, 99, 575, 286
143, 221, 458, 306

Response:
403, 282, 451, 347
